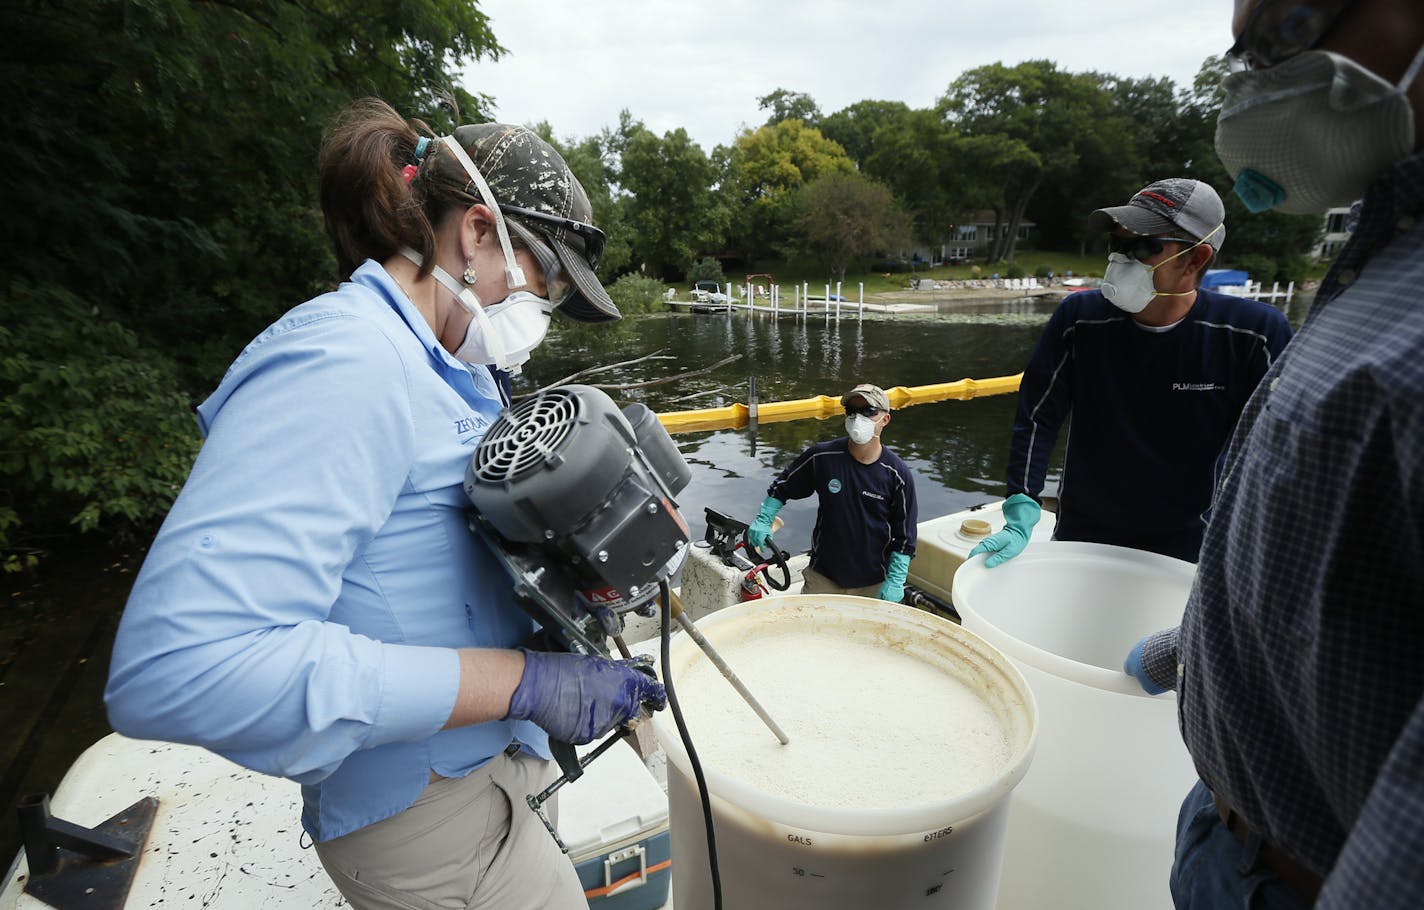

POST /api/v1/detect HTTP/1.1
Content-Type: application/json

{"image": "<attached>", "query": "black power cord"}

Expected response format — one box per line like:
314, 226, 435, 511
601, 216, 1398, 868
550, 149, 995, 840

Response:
659, 579, 722, 910
740, 535, 792, 591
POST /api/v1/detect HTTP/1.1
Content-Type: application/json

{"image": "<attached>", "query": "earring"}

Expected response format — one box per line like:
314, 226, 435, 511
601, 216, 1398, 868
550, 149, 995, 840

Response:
462, 260, 477, 286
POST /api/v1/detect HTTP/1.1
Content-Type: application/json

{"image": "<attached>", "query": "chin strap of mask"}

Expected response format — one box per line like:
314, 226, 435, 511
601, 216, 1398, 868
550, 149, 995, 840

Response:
1150, 222, 1225, 294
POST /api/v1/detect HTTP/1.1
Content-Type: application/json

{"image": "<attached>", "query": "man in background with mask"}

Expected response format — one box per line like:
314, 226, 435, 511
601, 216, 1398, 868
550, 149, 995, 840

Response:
971, 178, 1292, 569
1123, 1, 1424, 907
747, 384, 918, 602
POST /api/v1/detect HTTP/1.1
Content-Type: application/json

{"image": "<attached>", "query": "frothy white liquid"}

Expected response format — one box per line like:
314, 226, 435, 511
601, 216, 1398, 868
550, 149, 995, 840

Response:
674, 623, 1012, 810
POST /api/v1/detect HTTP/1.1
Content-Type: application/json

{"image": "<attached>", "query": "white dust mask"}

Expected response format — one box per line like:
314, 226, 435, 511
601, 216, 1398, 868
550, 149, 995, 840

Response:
845, 414, 876, 445
1215, 44, 1424, 214
399, 248, 552, 371
1100, 226, 1219, 314
452, 289, 552, 371
1101, 254, 1159, 314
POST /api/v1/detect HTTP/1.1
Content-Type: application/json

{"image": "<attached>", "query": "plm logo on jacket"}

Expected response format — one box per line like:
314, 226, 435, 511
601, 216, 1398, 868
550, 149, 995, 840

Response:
827, 479, 842, 494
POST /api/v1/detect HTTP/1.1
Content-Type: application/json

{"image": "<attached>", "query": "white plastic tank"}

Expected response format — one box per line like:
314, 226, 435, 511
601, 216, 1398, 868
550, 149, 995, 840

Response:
651, 595, 1037, 910
951, 542, 1198, 910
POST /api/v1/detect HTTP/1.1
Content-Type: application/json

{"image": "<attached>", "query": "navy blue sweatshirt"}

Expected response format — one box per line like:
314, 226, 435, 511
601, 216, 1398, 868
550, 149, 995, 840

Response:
768, 438, 918, 588
1007, 288, 1292, 562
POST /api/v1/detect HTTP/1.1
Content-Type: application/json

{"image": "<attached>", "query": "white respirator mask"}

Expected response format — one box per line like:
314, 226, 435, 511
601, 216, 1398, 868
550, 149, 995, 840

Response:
1100, 225, 1221, 314
1215, 43, 1424, 214
845, 414, 877, 445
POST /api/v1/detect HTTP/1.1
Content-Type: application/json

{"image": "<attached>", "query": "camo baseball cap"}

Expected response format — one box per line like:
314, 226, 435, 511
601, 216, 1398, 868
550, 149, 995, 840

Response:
841, 383, 892, 412
1088, 179, 1227, 253
445, 123, 618, 322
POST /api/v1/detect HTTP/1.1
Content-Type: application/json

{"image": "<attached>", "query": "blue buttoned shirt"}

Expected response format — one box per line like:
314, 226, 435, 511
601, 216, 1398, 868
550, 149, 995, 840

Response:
105, 260, 549, 841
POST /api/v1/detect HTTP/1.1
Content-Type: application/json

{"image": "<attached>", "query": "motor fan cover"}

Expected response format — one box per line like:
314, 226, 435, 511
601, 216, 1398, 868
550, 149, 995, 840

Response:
464, 385, 691, 600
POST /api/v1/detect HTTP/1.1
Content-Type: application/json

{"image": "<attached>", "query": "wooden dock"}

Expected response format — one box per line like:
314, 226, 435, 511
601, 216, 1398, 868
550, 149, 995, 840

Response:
666, 299, 937, 315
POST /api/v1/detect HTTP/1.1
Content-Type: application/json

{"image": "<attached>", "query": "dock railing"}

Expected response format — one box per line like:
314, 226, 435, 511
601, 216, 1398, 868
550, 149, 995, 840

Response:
1217, 280, 1295, 306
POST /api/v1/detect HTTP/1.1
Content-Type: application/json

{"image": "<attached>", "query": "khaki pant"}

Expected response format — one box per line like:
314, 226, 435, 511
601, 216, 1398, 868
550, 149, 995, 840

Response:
800, 564, 884, 599
314, 750, 587, 910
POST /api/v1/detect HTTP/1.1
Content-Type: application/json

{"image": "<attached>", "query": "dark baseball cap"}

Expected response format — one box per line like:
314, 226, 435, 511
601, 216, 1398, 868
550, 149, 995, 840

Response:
447, 123, 618, 322
1088, 179, 1227, 253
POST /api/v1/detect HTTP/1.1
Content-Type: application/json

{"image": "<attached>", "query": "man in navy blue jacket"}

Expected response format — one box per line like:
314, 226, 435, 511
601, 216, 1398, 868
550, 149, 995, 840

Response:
972, 179, 1293, 566
748, 384, 918, 603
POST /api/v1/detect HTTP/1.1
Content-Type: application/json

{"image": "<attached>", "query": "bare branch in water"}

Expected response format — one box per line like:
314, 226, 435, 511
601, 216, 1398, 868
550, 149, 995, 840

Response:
587, 355, 743, 391
539, 349, 674, 390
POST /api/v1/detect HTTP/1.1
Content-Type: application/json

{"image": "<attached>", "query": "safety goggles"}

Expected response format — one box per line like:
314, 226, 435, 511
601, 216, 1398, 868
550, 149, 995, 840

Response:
1225, 0, 1354, 72
505, 218, 575, 308
1107, 234, 1197, 263
845, 405, 885, 419
499, 203, 606, 269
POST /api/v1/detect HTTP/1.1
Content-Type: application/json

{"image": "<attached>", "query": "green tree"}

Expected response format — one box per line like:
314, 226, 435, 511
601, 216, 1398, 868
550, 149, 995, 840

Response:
861, 108, 964, 247
939, 61, 1120, 262
722, 120, 855, 261
686, 257, 727, 286
820, 100, 914, 169
793, 172, 912, 281
0, 0, 504, 566
1029, 73, 1184, 254
758, 88, 822, 128
619, 127, 724, 278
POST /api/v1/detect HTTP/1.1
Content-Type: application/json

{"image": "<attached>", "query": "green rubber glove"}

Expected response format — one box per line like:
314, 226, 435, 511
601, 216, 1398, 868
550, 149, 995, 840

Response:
967, 494, 1042, 568
748, 497, 784, 550
877, 551, 911, 603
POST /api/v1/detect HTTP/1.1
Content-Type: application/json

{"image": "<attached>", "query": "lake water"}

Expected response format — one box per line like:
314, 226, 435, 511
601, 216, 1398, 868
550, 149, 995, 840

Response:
519, 291, 1311, 555
519, 298, 1061, 555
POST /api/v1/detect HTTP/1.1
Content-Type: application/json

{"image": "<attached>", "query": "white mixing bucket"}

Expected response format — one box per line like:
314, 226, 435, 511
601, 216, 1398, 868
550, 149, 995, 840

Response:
951, 542, 1198, 910
651, 595, 1037, 910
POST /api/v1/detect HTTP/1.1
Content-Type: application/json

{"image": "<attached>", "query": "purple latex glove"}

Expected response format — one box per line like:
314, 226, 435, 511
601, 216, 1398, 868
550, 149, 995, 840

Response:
506, 650, 667, 745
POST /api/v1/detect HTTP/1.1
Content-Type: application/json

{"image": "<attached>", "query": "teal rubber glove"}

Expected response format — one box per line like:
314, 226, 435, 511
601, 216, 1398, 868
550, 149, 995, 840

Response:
967, 493, 1042, 568
878, 551, 911, 603
1124, 635, 1168, 695
748, 496, 784, 550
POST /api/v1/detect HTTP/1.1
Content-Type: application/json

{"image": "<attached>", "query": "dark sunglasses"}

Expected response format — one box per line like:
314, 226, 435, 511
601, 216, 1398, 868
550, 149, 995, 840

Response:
1107, 235, 1196, 263
1226, 0, 1353, 71
499, 204, 606, 269
846, 405, 884, 419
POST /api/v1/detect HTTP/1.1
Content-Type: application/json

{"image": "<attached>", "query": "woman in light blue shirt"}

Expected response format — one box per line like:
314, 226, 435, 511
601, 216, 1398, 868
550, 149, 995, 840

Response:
105, 98, 663, 910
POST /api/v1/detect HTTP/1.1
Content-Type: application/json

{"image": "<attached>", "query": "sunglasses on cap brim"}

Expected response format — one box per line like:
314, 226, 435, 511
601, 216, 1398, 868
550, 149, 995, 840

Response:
498, 204, 605, 270
846, 405, 885, 418
1107, 234, 1198, 262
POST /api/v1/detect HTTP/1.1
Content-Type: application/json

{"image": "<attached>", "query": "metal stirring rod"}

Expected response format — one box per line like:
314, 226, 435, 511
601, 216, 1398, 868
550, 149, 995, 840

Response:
667, 590, 791, 745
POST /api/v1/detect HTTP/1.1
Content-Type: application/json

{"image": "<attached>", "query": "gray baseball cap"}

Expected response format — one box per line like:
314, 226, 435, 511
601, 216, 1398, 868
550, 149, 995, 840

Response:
447, 123, 618, 322
1088, 179, 1227, 253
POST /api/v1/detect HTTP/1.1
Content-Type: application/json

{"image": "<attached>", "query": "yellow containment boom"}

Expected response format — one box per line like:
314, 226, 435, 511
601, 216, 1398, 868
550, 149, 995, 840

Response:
657, 373, 1024, 434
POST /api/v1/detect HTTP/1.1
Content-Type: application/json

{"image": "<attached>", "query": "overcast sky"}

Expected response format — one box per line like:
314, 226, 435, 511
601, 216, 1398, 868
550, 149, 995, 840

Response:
462, 0, 1237, 152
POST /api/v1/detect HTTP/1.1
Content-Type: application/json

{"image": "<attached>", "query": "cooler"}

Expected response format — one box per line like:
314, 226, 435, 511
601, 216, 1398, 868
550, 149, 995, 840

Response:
557, 740, 671, 909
